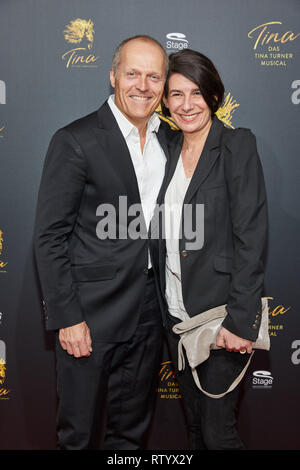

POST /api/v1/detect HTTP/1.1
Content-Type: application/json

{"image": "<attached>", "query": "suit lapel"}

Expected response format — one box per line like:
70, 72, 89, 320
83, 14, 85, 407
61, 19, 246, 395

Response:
156, 123, 169, 162
156, 129, 183, 205
92, 102, 141, 204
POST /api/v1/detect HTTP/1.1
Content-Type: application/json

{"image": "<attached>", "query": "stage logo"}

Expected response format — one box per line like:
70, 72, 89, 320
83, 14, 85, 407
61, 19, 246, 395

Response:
248, 21, 300, 67
166, 32, 189, 51
0, 229, 8, 272
156, 92, 240, 129
61, 18, 99, 69
0, 80, 6, 104
0, 340, 10, 400
252, 370, 273, 389
267, 296, 291, 337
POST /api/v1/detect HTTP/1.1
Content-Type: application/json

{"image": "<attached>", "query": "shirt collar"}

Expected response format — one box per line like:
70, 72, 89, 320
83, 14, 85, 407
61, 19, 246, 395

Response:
108, 94, 161, 139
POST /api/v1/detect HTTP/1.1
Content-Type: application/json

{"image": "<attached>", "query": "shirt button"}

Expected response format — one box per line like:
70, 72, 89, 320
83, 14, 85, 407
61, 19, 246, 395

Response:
181, 250, 188, 258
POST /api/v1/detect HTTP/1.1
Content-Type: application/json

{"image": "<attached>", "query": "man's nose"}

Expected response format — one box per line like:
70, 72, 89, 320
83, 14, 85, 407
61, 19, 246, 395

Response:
136, 76, 148, 92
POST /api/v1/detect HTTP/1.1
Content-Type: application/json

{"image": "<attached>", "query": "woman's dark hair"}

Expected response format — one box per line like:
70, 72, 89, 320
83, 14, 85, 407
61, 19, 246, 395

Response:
162, 49, 224, 117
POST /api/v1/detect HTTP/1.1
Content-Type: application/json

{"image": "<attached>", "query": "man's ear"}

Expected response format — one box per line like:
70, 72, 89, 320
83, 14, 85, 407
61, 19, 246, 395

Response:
110, 68, 115, 88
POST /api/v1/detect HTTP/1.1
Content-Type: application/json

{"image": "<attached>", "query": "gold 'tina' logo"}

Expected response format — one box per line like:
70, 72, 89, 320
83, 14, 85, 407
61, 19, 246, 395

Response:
62, 19, 99, 69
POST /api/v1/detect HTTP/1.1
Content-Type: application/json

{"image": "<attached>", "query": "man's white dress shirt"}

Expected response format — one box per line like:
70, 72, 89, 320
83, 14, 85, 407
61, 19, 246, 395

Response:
108, 94, 166, 268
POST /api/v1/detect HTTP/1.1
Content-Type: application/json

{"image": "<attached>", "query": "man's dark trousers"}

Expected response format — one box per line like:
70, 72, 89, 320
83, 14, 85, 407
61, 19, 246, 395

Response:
55, 270, 163, 450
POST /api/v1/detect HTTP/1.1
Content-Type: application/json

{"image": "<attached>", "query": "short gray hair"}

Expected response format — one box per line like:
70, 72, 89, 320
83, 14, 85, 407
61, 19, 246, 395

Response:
111, 35, 168, 77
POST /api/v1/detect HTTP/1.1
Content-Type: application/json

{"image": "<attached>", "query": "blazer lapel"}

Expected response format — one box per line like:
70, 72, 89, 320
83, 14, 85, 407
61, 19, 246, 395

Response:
184, 117, 225, 204
92, 101, 141, 205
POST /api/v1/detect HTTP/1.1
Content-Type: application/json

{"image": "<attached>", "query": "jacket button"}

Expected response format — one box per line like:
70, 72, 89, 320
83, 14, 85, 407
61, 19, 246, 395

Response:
181, 250, 188, 258
252, 323, 258, 329
143, 268, 148, 275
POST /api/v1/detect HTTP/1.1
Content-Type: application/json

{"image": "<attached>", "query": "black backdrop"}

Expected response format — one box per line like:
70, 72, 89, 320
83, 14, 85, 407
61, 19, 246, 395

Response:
0, 0, 299, 450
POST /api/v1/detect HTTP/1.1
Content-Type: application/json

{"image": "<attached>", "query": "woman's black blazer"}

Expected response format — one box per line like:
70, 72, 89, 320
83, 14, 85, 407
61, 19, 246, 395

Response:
152, 116, 268, 341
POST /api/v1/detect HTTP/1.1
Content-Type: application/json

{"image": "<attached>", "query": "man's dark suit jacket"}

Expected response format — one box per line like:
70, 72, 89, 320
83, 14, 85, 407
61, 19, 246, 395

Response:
33, 102, 171, 342
151, 116, 268, 342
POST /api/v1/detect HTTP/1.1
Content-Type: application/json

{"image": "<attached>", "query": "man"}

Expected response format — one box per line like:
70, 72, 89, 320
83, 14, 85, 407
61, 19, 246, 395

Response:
34, 35, 170, 450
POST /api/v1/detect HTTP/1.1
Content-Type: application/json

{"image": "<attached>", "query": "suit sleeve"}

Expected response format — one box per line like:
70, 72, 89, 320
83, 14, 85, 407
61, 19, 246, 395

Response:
221, 129, 268, 341
34, 128, 87, 330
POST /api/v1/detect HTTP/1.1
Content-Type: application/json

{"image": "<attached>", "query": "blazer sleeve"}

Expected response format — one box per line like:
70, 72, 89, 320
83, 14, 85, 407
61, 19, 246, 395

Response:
221, 128, 268, 341
33, 128, 87, 330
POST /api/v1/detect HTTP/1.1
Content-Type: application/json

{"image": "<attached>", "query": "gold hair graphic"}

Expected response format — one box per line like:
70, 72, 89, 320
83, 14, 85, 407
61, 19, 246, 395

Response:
62, 18, 99, 69
156, 104, 179, 130
156, 92, 239, 130
64, 18, 95, 49
0, 229, 8, 271
0, 359, 10, 397
0, 339, 9, 398
215, 93, 240, 129
0, 359, 6, 385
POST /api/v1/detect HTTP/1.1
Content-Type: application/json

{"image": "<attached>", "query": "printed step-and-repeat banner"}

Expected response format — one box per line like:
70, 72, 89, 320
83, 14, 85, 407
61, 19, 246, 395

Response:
0, 0, 299, 450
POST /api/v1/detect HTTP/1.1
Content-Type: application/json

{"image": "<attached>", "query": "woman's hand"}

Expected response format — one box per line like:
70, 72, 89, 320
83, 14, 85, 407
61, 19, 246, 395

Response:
216, 327, 253, 354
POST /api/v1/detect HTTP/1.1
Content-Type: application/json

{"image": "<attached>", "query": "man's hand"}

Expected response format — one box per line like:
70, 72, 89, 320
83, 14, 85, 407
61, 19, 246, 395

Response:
216, 327, 252, 354
59, 321, 92, 358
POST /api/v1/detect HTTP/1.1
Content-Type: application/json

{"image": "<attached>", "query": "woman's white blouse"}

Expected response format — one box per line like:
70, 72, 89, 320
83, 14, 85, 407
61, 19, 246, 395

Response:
164, 156, 191, 321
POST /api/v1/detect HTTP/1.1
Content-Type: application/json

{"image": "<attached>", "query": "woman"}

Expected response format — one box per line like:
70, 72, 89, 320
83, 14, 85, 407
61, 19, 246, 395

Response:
159, 49, 268, 450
